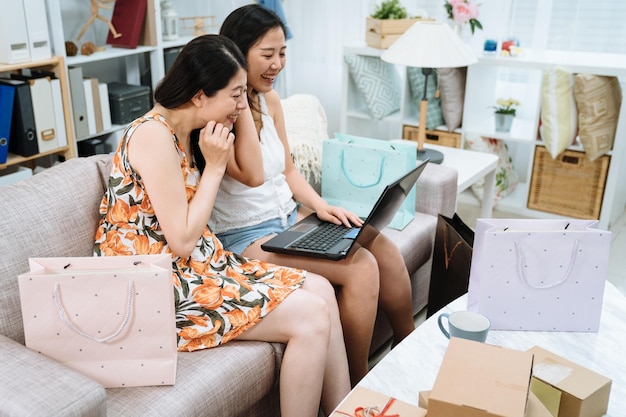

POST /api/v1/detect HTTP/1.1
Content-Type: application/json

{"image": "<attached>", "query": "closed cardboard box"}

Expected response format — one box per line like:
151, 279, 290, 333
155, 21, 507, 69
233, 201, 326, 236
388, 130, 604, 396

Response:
420, 390, 552, 417
429, 338, 533, 417
528, 346, 611, 417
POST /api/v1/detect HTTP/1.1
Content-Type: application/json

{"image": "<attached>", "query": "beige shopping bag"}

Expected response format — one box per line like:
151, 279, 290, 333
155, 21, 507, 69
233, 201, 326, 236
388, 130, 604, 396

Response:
18, 254, 177, 388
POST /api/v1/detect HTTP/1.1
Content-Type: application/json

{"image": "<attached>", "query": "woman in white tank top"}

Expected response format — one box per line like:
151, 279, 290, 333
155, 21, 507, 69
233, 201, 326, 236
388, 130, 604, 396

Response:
218, 5, 416, 386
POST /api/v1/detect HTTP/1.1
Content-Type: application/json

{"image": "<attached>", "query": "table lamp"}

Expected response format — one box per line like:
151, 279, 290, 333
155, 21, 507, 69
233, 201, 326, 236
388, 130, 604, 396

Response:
381, 21, 477, 163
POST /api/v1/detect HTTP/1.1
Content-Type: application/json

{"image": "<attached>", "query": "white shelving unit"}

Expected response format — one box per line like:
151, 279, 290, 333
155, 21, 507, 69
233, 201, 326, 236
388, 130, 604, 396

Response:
43, 0, 235, 151
463, 50, 626, 230
340, 45, 626, 229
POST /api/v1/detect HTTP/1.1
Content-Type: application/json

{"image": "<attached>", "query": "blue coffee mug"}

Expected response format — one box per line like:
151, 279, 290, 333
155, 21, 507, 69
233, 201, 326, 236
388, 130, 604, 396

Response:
438, 311, 491, 343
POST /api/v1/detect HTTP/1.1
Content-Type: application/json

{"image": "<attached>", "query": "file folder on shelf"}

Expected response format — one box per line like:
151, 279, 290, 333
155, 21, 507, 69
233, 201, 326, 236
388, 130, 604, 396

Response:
0, 79, 38, 157
22, 0, 52, 61
99, 83, 112, 131
28, 77, 58, 153
91, 78, 104, 134
50, 79, 67, 148
0, 0, 30, 63
0, 84, 16, 164
68, 66, 89, 140
10, 73, 58, 154
83, 79, 97, 136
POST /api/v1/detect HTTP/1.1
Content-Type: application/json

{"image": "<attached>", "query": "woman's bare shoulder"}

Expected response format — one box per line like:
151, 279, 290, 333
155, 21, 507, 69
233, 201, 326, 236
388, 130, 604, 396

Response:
264, 90, 283, 109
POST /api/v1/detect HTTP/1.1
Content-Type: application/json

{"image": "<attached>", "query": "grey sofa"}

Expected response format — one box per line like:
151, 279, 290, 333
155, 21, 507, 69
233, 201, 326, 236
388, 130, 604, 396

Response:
0, 97, 457, 416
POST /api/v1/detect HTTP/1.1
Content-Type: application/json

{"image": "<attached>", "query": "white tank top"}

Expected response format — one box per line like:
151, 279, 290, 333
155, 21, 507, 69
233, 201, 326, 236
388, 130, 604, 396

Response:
209, 93, 297, 234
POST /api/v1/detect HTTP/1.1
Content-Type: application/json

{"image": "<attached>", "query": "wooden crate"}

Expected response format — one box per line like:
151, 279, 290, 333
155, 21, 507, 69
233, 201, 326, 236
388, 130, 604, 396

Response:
528, 146, 610, 219
365, 17, 424, 49
402, 125, 461, 148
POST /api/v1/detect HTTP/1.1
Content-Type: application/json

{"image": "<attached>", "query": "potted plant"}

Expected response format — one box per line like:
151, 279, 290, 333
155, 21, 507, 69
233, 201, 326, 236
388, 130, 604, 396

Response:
492, 97, 520, 132
366, 0, 423, 49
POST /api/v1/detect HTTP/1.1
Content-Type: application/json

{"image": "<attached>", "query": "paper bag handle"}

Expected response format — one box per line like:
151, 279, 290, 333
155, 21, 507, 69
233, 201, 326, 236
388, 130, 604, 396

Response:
53, 281, 134, 343
340, 149, 385, 188
514, 239, 579, 289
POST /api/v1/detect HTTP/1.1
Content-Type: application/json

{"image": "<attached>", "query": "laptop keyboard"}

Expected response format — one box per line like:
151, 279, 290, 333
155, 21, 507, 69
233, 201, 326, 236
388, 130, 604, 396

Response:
290, 222, 350, 251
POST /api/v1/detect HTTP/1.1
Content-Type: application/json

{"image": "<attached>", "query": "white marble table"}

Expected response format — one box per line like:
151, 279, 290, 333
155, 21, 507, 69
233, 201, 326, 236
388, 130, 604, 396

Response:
422, 143, 499, 218
355, 282, 626, 416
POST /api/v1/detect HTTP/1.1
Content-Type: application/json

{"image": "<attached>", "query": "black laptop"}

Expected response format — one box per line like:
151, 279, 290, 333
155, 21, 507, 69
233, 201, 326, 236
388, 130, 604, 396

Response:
261, 159, 429, 260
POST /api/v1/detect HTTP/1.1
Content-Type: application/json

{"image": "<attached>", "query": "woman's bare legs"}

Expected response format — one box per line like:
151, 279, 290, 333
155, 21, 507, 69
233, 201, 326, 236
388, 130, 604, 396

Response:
236, 273, 350, 417
245, 242, 379, 386
365, 233, 415, 345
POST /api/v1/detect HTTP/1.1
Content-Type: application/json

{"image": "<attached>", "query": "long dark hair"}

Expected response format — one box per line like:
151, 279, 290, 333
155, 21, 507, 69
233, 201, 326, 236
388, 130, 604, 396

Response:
154, 34, 247, 109
219, 5, 287, 59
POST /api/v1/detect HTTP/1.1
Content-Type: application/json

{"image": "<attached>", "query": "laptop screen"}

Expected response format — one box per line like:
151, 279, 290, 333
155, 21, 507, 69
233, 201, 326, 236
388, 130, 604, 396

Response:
355, 160, 428, 246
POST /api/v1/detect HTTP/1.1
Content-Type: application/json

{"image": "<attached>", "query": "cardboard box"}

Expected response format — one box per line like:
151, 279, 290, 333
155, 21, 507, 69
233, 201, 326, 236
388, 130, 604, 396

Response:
528, 346, 611, 417
331, 386, 426, 417
428, 338, 534, 417
420, 390, 552, 417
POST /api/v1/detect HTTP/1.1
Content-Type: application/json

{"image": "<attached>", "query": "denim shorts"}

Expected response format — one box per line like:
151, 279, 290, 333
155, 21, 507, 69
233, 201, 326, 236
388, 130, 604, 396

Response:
217, 209, 298, 254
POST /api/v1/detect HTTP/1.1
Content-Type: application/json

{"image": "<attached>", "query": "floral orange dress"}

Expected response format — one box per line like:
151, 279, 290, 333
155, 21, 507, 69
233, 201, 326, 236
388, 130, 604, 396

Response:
94, 114, 306, 352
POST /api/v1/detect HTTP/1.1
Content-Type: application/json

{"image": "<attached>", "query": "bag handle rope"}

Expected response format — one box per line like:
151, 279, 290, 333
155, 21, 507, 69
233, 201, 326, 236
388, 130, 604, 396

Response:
340, 148, 385, 188
514, 239, 579, 289
53, 280, 134, 343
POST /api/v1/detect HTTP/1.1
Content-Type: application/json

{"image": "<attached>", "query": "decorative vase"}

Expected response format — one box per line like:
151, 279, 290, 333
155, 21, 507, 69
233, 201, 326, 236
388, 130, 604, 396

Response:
495, 113, 514, 132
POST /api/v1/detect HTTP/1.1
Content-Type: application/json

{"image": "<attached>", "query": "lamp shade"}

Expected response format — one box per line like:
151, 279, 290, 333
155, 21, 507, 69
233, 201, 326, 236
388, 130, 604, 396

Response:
381, 21, 477, 68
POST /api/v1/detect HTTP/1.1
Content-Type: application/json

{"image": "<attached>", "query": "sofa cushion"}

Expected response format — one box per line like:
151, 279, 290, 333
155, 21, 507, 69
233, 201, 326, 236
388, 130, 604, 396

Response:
0, 334, 106, 417
105, 341, 281, 417
0, 155, 111, 343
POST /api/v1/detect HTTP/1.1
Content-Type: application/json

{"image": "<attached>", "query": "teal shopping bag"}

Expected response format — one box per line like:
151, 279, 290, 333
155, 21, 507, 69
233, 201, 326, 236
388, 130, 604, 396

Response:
321, 133, 417, 230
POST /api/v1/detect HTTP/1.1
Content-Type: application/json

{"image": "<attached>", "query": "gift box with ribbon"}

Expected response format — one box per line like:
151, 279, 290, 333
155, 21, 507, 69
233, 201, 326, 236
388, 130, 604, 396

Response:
331, 386, 426, 417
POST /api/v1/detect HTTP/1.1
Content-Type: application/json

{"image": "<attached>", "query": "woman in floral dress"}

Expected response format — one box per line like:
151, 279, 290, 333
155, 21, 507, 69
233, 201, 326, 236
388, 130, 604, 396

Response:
94, 34, 350, 417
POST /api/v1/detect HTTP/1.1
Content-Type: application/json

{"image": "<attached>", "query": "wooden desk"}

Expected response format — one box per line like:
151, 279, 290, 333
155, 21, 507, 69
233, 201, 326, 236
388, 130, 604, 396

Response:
422, 143, 499, 218
351, 282, 625, 416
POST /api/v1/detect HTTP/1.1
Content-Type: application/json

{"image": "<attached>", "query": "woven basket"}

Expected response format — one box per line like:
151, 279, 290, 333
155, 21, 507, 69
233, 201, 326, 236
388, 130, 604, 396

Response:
528, 146, 610, 219
402, 125, 461, 148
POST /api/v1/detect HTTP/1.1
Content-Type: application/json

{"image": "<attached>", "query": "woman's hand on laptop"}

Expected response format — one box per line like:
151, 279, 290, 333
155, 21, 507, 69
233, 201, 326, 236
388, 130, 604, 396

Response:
315, 204, 364, 228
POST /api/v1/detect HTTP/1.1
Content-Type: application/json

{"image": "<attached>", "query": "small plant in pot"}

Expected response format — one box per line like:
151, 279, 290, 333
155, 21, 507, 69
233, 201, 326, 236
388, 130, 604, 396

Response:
371, 0, 408, 19
492, 97, 520, 132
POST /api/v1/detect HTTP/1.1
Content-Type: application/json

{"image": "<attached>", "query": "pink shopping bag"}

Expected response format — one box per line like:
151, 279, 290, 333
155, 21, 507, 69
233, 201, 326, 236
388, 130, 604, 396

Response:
18, 254, 177, 387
